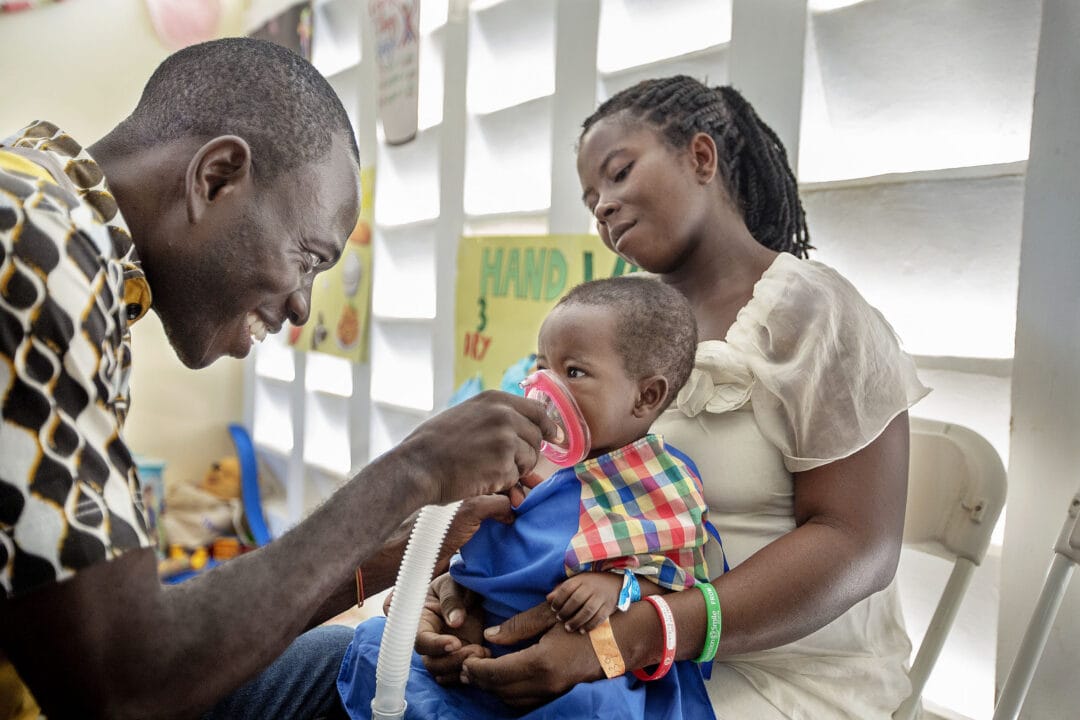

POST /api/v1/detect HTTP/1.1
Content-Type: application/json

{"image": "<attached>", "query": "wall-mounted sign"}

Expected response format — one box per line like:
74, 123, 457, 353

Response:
367, 0, 420, 145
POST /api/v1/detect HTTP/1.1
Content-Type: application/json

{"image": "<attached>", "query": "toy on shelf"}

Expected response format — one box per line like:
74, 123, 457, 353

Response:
156, 425, 271, 584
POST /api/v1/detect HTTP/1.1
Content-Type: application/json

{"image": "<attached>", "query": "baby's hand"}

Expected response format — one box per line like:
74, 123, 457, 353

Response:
546, 572, 624, 633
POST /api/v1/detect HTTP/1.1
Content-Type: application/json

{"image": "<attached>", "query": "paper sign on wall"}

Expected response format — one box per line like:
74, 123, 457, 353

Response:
367, 0, 420, 145
453, 235, 637, 404
288, 166, 374, 362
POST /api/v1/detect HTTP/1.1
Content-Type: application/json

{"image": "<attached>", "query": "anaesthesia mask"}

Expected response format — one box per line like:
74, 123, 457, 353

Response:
519, 369, 591, 467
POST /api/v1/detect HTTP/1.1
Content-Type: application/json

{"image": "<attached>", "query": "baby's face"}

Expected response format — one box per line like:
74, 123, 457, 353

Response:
536, 303, 652, 458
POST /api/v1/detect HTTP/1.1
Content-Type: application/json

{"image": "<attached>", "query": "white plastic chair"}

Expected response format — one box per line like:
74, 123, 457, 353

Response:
992, 484, 1080, 720
893, 418, 1008, 720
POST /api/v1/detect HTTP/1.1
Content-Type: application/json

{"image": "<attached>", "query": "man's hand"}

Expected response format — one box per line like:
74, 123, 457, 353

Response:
413, 574, 489, 685
400, 391, 557, 505
438, 495, 513, 571
546, 572, 622, 633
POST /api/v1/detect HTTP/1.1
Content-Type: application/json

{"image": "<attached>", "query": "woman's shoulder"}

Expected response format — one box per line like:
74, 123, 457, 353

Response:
728, 253, 888, 352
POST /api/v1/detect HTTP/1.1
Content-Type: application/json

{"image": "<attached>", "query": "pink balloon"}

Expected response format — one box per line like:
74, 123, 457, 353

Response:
145, 0, 221, 50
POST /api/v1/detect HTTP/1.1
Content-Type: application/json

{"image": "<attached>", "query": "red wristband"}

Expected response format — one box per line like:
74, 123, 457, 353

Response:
633, 595, 677, 681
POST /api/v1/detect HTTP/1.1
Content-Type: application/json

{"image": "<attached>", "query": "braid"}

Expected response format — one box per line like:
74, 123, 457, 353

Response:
582, 76, 812, 258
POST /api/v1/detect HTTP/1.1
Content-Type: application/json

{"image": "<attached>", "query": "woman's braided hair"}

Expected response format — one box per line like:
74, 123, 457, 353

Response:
581, 76, 812, 258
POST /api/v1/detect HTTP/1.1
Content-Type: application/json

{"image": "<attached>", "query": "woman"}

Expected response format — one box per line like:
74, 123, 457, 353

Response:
418, 76, 929, 719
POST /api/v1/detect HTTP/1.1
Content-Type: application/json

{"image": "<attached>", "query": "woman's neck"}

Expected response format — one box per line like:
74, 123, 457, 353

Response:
661, 218, 779, 342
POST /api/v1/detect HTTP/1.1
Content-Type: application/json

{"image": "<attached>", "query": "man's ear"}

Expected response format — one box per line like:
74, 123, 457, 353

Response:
688, 131, 719, 185
185, 136, 253, 223
634, 375, 670, 418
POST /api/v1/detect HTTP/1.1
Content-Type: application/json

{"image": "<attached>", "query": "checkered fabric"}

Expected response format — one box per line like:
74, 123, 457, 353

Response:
565, 434, 710, 590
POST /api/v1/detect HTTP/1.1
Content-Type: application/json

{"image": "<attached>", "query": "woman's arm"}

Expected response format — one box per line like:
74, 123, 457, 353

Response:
462, 413, 910, 704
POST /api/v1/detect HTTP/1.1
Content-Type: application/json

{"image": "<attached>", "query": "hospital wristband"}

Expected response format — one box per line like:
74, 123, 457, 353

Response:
588, 618, 626, 678
694, 582, 722, 664
616, 570, 641, 612
633, 595, 677, 681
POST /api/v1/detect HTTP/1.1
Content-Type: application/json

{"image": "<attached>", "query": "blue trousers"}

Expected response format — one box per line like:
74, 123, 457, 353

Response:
203, 624, 353, 720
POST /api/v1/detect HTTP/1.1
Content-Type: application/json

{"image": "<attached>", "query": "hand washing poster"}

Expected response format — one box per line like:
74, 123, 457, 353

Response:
289, 166, 374, 362
453, 235, 637, 404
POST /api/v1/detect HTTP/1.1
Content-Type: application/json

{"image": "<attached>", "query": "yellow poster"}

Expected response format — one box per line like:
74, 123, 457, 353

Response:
452, 234, 637, 404
289, 166, 374, 362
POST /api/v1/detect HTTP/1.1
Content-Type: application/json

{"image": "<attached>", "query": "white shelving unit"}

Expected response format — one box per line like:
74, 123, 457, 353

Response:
244, 2, 1041, 717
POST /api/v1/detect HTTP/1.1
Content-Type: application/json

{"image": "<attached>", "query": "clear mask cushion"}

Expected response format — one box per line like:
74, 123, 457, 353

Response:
519, 369, 591, 467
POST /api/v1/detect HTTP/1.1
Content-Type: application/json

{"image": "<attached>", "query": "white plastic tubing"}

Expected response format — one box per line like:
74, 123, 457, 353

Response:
371, 500, 463, 720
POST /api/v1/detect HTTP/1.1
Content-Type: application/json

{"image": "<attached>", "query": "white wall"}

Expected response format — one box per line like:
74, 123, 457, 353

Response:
999, 1, 1080, 717
0, 0, 247, 490
797, 2, 1039, 715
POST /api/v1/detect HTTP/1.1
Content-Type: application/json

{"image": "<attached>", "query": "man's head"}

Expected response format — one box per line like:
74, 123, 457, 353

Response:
99, 37, 361, 368
537, 275, 697, 457
115, 37, 359, 180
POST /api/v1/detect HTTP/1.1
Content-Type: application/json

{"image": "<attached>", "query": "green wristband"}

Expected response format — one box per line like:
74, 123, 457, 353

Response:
694, 582, 722, 664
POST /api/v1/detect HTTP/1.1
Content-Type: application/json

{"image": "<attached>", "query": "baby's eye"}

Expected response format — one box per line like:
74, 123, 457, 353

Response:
303, 251, 321, 273
613, 162, 633, 182
567, 366, 586, 379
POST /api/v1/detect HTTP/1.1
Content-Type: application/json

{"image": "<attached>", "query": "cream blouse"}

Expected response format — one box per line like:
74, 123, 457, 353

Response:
652, 253, 930, 719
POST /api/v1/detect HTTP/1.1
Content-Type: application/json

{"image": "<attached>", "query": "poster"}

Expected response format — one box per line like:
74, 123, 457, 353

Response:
367, 0, 420, 145
453, 235, 637, 404
249, 0, 313, 60
288, 166, 374, 362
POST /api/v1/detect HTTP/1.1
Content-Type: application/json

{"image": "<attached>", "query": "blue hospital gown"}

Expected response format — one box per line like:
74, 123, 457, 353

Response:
337, 439, 718, 720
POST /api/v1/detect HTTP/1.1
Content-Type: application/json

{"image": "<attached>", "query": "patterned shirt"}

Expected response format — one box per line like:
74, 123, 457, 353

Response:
566, 434, 712, 590
0, 121, 154, 599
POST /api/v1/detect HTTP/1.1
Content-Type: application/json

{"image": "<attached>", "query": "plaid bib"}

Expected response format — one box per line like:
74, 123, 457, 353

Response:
564, 435, 711, 590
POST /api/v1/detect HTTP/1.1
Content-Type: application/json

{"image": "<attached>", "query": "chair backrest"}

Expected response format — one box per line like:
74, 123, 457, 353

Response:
904, 417, 1007, 564
894, 417, 1007, 720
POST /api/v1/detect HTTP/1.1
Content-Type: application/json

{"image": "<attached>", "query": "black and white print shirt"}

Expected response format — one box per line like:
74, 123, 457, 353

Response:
0, 121, 153, 599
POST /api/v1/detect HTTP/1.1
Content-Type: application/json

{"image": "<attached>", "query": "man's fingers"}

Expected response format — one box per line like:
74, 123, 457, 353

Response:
422, 644, 489, 682
482, 601, 557, 646
508, 483, 527, 509
513, 436, 541, 482
433, 577, 469, 629
457, 493, 514, 526
416, 628, 461, 656
505, 394, 559, 444
382, 589, 395, 616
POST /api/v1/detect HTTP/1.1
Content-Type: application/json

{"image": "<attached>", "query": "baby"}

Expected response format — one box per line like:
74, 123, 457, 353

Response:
338, 275, 721, 719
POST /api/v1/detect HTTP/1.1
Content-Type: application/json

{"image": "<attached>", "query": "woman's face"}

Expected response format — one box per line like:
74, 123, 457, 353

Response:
536, 303, 652, 458
577, 117, 709, 274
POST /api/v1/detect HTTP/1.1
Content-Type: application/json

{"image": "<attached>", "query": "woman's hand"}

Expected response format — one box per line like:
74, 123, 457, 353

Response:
413, 574, 490, 685
461, 604, 602, 708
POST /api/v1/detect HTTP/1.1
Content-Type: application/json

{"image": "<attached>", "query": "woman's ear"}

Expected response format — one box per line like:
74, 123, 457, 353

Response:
185, 135, 253, 223
688, 131, 719, 185
634, 375, 670, 418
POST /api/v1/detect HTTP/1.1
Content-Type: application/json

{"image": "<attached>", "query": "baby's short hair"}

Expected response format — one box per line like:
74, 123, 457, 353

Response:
555, 275, 697, 411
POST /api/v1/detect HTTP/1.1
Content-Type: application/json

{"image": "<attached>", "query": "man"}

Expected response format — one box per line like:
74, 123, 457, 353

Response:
0, 37, 551, 719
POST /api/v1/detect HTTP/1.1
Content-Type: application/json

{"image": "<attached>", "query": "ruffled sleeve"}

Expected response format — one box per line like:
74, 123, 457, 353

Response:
724, 254, 930, 473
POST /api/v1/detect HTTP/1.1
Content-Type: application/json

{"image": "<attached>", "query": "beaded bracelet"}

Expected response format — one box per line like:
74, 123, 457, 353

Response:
633, 595, 677, 681
694, 582, 722, 664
